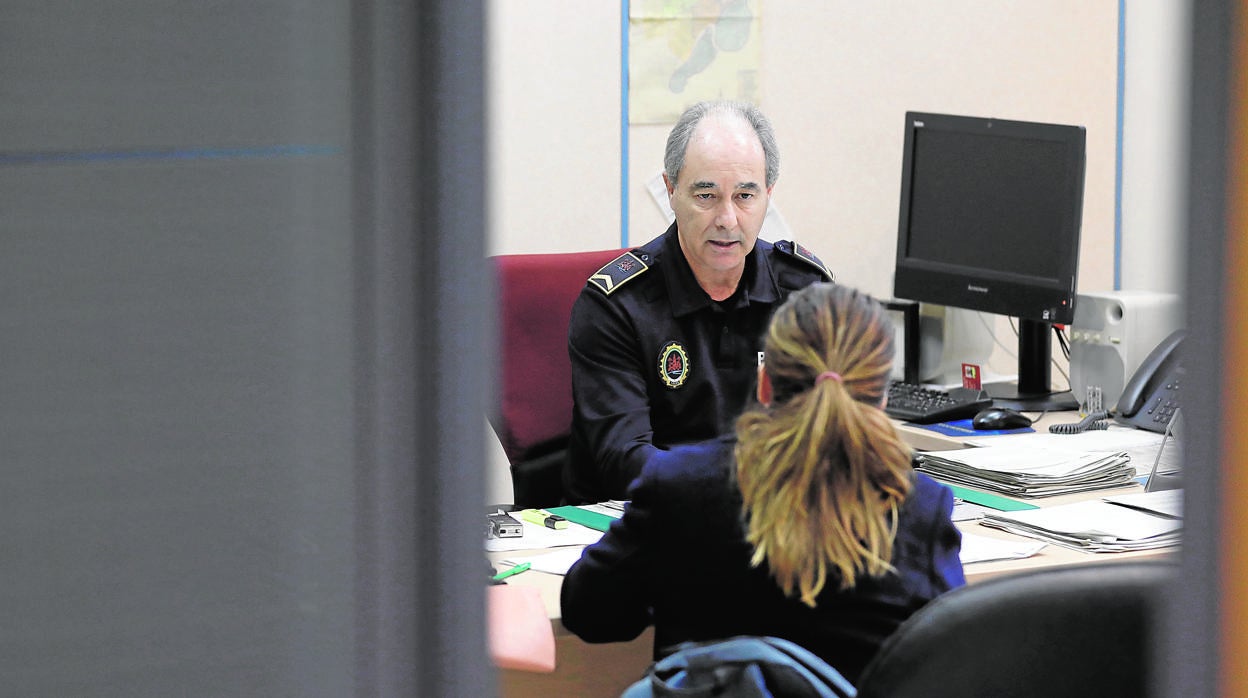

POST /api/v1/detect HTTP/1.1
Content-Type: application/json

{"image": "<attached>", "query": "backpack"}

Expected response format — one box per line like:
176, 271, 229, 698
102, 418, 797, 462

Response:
620, 635, 857, 698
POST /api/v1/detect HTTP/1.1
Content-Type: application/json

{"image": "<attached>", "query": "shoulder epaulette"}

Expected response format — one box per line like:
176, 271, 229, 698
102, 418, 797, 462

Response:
588, 250, 650, 295
774, 240, 833, 282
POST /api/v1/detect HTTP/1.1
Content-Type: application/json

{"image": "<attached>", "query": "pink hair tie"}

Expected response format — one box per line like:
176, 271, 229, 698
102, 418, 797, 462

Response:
816, 371, 843, 385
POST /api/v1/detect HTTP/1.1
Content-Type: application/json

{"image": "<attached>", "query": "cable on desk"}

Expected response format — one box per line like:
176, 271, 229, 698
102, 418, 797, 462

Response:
1049, 410, 1111, 434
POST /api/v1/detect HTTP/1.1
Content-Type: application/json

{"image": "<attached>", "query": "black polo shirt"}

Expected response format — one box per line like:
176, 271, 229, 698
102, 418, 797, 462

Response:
563, 224, 832, 504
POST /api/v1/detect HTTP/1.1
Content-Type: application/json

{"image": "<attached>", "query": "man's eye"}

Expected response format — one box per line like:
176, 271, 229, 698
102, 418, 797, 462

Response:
737, 192, 754, 200
695, 193, 714, 200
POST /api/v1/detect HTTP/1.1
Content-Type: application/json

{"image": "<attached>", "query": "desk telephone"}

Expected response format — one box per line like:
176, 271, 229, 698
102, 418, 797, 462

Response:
1113, 329, 1186, 433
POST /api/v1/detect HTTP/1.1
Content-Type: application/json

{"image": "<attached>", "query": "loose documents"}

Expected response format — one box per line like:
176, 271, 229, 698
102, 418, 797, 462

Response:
501, 547, 588, 576
485, 511, 604, 552
1103, 488, 1183, 519
916, 445, 1134, 497
978, 491, 1182, 553
959, 532, 1046, 564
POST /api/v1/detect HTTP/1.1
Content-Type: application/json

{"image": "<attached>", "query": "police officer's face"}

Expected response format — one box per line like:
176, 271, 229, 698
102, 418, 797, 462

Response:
665, 115, 771, 290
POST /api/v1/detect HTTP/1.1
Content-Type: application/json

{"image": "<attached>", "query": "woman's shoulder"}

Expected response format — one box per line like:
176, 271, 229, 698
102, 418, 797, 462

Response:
631, 436, 737, 501
910, 470, 947, 494
627, 437, 742, 533
643, 437, 728, 474
903, 471, 956, 516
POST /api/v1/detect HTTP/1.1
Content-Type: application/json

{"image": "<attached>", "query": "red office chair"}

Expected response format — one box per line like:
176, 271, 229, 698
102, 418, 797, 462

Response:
489, 248, 627, 508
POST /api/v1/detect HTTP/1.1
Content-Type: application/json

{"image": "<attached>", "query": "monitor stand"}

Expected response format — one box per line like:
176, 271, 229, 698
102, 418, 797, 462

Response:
983, 381, 1079, 412
988, 317, 1080, 413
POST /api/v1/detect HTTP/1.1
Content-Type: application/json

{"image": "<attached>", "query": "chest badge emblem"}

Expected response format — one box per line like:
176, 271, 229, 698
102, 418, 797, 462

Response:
658, 341, 690, 389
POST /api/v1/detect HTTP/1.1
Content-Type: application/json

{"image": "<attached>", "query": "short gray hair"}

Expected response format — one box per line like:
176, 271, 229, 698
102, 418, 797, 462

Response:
663, 101, 780, 189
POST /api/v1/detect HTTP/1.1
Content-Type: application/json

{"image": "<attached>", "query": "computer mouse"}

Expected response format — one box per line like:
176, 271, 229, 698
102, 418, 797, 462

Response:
972, 407, 1033, 430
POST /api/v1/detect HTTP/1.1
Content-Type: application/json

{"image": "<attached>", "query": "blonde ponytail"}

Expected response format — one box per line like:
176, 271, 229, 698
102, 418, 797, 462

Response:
736, 284, 913, 607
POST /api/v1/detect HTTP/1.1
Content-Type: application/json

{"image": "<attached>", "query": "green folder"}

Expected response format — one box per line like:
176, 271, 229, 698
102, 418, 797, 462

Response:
547, 505, 616, 532
945, 484, 1039, 512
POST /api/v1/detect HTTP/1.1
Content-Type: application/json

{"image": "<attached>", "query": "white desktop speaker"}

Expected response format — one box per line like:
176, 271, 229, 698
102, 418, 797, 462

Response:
1068, 290, 1182, 411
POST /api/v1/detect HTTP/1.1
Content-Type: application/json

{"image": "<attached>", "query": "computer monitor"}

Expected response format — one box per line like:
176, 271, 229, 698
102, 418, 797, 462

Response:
892, 111, 1086, 411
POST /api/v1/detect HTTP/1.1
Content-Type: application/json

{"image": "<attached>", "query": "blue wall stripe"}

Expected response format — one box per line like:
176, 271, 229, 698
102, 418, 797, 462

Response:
1113, 0, 1126, 291
0, 144, 339, 166
621, 0, 631, 248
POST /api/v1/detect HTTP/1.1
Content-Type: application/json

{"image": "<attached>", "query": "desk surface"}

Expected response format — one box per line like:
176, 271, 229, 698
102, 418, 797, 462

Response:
493, 412, 1177, 697
490, 492, 1171, 636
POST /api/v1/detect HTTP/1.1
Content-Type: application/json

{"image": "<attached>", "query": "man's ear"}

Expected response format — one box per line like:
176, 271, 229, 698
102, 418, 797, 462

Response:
663, 173, 675, 197
756, 365, 773, 406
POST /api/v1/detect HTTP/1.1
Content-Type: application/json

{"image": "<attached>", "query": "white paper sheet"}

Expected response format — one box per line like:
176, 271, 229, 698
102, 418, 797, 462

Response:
484, 512, 604, 552
959, 532, 1047, 564
502, 547, 589, 576
1104, 489, 1184, 519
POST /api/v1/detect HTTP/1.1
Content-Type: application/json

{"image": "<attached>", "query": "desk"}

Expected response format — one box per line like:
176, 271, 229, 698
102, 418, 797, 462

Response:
493, 413, 1176, 697
894, 414, 1175, 580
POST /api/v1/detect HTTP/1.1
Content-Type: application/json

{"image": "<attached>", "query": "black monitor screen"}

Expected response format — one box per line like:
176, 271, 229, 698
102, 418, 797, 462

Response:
893, 112, 1086, 410
894, 112, 1085, 324
907, 131, 1071, 282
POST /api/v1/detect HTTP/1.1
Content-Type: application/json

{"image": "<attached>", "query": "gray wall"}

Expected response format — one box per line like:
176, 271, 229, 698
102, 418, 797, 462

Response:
2, 1, 488, 695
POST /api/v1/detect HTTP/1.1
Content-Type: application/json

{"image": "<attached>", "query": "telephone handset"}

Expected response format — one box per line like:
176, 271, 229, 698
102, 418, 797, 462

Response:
1113, 329, 1186, 433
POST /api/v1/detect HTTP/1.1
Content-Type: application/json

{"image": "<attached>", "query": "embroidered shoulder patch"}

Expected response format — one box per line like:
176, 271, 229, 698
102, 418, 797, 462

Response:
588, 251, 650, 295
775, 240, 833, 282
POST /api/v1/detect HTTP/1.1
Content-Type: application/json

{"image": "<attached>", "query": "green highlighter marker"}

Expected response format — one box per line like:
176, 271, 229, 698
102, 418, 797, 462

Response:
492, 561, 531, 582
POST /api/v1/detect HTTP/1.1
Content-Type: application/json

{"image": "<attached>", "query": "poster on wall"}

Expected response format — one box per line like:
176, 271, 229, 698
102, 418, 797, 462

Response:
629, 0, 762, 124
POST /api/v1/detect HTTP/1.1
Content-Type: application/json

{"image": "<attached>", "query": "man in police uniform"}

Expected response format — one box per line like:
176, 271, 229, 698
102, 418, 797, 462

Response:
563, 101, 833, 504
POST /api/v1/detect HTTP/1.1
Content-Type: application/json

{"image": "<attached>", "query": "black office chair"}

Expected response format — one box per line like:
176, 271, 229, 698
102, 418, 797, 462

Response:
854, 561, 1174, 698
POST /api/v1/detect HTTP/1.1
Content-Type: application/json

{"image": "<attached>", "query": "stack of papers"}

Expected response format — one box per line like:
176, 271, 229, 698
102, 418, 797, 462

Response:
978, 490, 1182, 553
964, 427, 1166, 478
916, 445, 1135, 497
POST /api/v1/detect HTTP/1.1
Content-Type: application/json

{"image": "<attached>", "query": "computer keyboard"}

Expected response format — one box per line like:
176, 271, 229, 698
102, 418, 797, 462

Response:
884, 382, 993, 424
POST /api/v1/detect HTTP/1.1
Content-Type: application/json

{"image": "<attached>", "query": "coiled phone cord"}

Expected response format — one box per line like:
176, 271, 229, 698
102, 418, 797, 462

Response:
1048, 410, 1111, 434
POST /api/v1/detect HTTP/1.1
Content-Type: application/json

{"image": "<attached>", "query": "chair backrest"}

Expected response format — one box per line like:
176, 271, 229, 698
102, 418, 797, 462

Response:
853, 560, 1174, 698
489, 248, 626, 507
621, 635, 856, 698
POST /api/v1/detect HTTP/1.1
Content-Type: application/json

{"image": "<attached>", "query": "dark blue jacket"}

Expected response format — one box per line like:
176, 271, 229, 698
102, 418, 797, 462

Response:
564, 225, 831, 504
561, 437, 965, 684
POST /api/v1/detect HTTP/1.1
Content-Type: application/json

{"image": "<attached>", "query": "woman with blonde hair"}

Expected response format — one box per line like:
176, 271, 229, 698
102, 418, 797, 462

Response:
561, 282, 964, 684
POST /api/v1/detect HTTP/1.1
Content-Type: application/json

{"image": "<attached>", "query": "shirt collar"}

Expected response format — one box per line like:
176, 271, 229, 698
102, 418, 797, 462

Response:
658, 224, 781, 317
